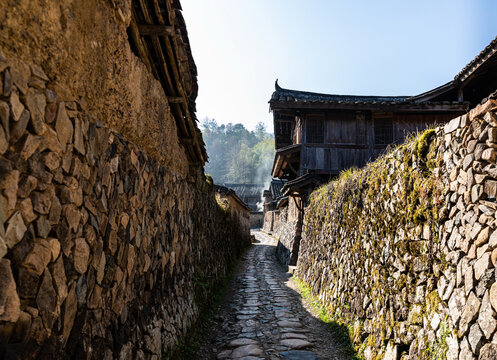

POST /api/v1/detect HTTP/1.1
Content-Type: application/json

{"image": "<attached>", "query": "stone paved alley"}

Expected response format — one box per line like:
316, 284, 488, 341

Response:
196, 231, 348, 360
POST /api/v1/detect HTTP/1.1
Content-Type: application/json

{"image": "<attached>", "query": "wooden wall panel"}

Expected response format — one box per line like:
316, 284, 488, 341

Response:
394, 113, 459, 143
316, 148, 325, 169
325, 111, 356, 144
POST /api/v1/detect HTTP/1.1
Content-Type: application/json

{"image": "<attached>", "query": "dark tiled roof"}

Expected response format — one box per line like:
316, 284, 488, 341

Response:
281, 174, 322, 195
270, 179, 286, 200
222, 184, 264, 198
215, 185, 252, 211
270, 80, 467, 107
455, 35, 497, 82
272, 80, 409, 104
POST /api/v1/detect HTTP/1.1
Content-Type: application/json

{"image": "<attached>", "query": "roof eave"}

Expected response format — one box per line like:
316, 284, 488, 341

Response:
270, 101, 469, 112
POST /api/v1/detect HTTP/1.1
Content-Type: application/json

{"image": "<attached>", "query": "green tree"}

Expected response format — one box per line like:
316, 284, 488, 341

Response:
201, 118, 275, 184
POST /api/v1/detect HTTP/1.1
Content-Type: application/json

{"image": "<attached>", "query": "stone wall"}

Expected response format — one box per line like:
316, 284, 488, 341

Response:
249, 212, 264, 229
215, 189, 251, 245
264, 198, 303, 268
0, 55, 250, 360
297, 99, 497, 359
263, 209, 280, 234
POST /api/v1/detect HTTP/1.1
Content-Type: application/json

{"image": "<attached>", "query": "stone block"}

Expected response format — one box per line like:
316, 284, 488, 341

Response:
489, 127, 497, 143
475, 227, 491, 247
0, 259, 20, 322
468, 323, 483, 354
478, 291, 496, 339
62, 283, 77, 346
63, 204, 81, 233
482, 148, 496, 163
460, 292, 481, 335
10, 91, 24, 121
2, 170, 19, 215
444, 116, 460, 134
32, 191, 52, 215
489, 283, 497, 313
29, 64, 48, 81
55, 102, 73, 146
10, 108, 30, 143
73, 117, 85, 155
49, 255, 67, 304
73, 238, 90, 274
5, 211, 27, 248
459, 336, 472, 360
18, 175, 38, 198
19, 198, 37, 224
36, 269, 58, 330
25, 88, 46, 135
484, 180, 497, 198
474, 253, 491, 280
479, 343, 497, 360
0, 123, 7, 155
22, 239, 52, 276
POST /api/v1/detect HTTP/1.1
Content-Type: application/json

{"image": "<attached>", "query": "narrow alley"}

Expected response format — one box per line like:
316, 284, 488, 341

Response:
196, 231, 349, 360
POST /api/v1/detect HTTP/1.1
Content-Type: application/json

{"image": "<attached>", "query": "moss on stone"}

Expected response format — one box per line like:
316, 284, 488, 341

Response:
298, 126, 448, 358
416, 128, 436, 161
205, 174, 214, 187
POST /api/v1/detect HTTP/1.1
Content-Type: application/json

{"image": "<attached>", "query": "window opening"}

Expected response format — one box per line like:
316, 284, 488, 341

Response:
306, 118, 324, 144
374, 118, 393, 145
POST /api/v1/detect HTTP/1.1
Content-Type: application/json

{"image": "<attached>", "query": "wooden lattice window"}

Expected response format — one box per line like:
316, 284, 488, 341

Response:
374, 117, 393, 145
306, 118, 324, 144
275, 120, 292, 145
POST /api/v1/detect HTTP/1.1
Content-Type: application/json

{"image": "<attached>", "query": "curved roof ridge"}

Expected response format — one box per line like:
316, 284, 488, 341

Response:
273, 80, 410, 103
455, 35, 497, 82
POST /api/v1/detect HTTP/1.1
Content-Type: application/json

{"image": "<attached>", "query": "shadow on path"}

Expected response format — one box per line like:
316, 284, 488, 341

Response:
188, 231, 358, 360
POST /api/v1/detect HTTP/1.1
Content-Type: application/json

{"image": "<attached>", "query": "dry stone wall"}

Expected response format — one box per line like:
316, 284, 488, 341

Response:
264, 199, 303, 268
298, 99, 497, 359
0, 54, 251, 359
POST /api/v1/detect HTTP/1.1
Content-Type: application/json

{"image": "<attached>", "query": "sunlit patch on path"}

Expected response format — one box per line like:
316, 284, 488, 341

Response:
196, 231, 348, 360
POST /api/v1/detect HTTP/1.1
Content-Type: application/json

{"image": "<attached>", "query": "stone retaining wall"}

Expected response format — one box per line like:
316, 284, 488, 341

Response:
262, 209, 280, 234
297, 99, 497, 359
0, 55, 251, 359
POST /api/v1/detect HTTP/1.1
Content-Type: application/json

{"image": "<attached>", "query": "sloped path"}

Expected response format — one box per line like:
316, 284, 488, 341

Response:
196, 231, 348, 360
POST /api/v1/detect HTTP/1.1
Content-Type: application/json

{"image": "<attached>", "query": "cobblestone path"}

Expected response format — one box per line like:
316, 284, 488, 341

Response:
196, 231, 348, 360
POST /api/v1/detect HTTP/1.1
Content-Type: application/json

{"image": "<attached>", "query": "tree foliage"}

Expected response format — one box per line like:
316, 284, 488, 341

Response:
201, 118, 275, 184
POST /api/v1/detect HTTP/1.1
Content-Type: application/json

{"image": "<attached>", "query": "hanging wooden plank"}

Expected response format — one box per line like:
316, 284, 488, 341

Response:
128, 10, 156, 77
167, 96, 184, 104
138, 24, 174, 37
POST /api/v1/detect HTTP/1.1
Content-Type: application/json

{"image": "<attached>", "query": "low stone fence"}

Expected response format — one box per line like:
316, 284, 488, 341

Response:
297, 99, 497, 359
0, 56, 250, 359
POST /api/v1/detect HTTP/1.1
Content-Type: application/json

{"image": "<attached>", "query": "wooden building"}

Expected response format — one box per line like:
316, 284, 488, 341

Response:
266, 35, 497, 267
271, 85, 468, 197
222, 183, 265, 211
271, 35, 497, 198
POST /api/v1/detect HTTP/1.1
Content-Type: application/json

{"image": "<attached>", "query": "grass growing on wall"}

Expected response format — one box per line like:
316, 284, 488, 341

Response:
298, 127, 445, 358
293, 275, 361, 359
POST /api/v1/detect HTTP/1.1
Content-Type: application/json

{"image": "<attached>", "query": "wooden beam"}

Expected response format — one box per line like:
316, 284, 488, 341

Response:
287, 162, 299, 176
138, 24, 174, 37
271, 102, 470, 112
151, 0, 170, 25
128, 10, 156, 77
167, 96, 184, 104
139, 0, 205, 164
153, 0, 206, 165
